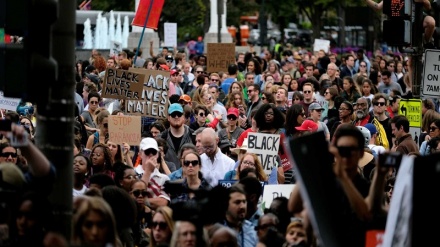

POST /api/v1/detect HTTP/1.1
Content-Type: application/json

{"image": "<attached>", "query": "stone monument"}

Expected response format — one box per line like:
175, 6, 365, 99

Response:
127, 0, 160, 57
204, 0, 233, 51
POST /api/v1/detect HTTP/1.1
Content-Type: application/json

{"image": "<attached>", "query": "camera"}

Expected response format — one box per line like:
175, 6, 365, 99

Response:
379, 152, 403, 167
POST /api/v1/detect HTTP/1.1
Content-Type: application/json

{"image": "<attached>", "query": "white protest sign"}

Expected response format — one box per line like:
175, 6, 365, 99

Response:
109, 40, 122, 58
0, 91, 21, 111
247, 133, 280, 175
262, 184, 295, 210
164, 22, 177, 47
422, 49, 440, 97
313, 39, 330, 53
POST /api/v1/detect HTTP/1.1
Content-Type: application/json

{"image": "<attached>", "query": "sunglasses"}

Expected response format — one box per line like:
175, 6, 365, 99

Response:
337, 146, 359, 157
131, 190, 148, 197
103, 123, 108, 128
228, 115, 237, 120
1, 152, 17, 158
196, 71, 203, 73
360, 65, 367, 67
170, 112, 183, 118
430, 126, 439, 132
262, 97, 267, 100
144, 148, 158, 156
20, 121, 31, 126
384, 185, 394, 192
89, 101, 99, 105
247, 90, 253, 93
303, 91, 312, 94
151, 221, 168, 230
374, 102, 386, 106
211, 79, 219, 82
183, 160, 200, 167
198, 112, 205, 117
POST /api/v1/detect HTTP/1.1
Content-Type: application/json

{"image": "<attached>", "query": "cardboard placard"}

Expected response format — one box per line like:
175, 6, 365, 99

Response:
102, 68, 145, 100
125, 68, 170, 119
109, 40, 122, 58
247, 133, 281, 175
108, 115, 142, 146
164, 22, 177, 47
0, 91, 21, 111
261, 184, 295, 210
207, 43, 236, 73
313, 39, 330, 53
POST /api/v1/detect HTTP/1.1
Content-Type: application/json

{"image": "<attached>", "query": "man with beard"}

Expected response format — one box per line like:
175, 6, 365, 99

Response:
352, 97, 390, 150
160, 103, 195, 168
224, 184, 258, 247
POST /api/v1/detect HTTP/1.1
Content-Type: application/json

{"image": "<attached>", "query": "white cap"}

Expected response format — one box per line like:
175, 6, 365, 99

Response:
139, 137, 159, 151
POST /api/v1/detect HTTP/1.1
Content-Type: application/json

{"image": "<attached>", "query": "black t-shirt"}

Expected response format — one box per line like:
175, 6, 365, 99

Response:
170, 134, 183, 155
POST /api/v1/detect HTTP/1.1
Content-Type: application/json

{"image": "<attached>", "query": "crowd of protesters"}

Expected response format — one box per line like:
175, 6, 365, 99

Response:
0, 40, 439, 247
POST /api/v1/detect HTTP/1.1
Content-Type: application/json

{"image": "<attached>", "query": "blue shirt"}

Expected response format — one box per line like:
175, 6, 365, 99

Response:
168, 168, 183, 181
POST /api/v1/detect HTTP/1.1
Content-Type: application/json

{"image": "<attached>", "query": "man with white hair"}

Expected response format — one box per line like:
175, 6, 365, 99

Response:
200, 128, 235, 187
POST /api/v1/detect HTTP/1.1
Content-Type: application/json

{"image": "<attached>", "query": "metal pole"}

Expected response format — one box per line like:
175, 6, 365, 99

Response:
133, 0, 154, 65
217, 0, 222, 43
411, 2, 423, 98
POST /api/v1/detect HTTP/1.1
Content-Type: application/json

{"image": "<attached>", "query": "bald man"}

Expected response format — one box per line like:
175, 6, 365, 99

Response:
200, 128, 235, 187
210, 226, 238, 247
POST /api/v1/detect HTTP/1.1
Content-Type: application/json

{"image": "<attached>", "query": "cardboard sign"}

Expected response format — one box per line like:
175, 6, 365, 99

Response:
207, 43, 236, 73
398, 99, 422, 127
125, 68, 170, 119
247, 133, 280, 175
132, 0, 165, 30
102, 68, 145, 100
261, 184, 295, 211
109, 40, 122, 58
108, 115, 142, 146
0, 91, 21, 111
164, 22, 177, 47
313, 39, 330, 53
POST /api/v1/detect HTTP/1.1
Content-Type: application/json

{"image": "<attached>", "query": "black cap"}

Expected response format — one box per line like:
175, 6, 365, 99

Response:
165, 55, 174, 61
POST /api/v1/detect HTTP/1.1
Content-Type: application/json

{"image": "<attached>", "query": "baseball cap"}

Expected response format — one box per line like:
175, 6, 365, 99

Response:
171, 69, 179, 75
287, 57, 295, 63
139, 137, 159, 151
168, 103, 184, 114
280, 61, 287, 67
219, 139, 232, 149
159, 64, 170, 71
227, 107, 239, 118
165, 55, 174, 61
294, 54, 302, 60
295, 120, 318, 132
179, 94, 191, 103
364, 123, 377, 136
308, 102, 323, 112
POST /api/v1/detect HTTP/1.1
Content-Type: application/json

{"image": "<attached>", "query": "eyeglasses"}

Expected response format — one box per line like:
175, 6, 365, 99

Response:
183, 160, 200, 167
242, 160, 255, 167
103, 123, 108, 128
338, 108, 349, 111
385, 185, 394, 192
131, 190, 148, 197
166, 60, 173, 63
228, 115, 237, 120
303, 91, 312, 94
211, 79, 219, 82
265, 112, 274, 116
170, 112, 183, 118
360, 65, 367, 68
262, 97, 267, 100
198, 112, 205, 117
247, 90, 253, 94
124, 175, 137, 180
151, 221, 168, 230
89, 101, 99, 105
20, 121, 30, 126
196, 71, 203, 74
1, 152, 17, 158
373, 102, 386, 106
337, 146, 359, 157
430, 126, 439, 132
144, 148, 158, 156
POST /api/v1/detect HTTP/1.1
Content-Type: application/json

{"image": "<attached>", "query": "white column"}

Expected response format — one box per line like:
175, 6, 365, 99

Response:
208, 0, 218, 33
221, 0, 228, 34
133, 0, 154, 33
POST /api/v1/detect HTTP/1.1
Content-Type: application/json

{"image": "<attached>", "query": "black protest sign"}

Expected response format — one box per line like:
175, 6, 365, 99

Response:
207, 43, 235, 73
102, 68, 145, 100
247, 133, 280, 176
125, 68, 170, 119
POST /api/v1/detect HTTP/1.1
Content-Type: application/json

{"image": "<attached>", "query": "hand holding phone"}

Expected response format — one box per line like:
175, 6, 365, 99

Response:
379, 152, 403, 167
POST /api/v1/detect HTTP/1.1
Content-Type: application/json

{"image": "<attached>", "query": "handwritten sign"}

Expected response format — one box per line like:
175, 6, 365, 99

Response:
126, 68, 170, 119
109, 40, 122, 58
313, 38, 330, 53
102, 68, 145, 100
247, 133, 280, 175
0, 91, 21, 111
108, 115, 142, 146
261, 184, 295, 211
164, 22, 177, 47
207, 43, 236, 73
218, 180, 237, 188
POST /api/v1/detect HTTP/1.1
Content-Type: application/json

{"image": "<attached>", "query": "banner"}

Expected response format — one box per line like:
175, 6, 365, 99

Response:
207, 43, 236, 73
125, 68, 170, 119
102, 68, 145, 100
247, 133, 280, 175
108, 115, 142, 146
132, 0, 165, 30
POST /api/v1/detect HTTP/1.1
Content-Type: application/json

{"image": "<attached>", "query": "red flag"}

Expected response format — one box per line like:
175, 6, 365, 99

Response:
132, 0, 165, 30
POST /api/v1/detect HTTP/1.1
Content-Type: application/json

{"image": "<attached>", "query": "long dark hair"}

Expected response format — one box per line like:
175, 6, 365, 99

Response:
285, 104, 304, 137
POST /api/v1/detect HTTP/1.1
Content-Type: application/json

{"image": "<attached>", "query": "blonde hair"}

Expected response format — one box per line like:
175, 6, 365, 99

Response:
235, 153, 268, 181
150, 206, 174, 247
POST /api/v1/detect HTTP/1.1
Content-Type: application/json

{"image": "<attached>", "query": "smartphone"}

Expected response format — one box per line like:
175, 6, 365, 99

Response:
379, 152, 403, 167
0, 119, 12, 131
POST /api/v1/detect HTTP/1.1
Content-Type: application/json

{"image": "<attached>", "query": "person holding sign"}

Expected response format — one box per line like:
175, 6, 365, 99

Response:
224, 153, 269, 184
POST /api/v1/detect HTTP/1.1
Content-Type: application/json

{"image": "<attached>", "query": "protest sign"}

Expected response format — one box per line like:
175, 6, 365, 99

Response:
247, 133, 280, 175
0, 91, 21, 111
102, 68, 145, 100
164, 22, 177, 47
108, 115, 142, 146
109, 40, 122, 58
261, 184, 295, 210
125, 68, 170, 119
207, 43, 236, 73
313, 39, 330, 53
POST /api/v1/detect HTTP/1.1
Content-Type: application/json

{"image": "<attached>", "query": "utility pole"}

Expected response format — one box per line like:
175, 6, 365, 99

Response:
410, 2, 424, 98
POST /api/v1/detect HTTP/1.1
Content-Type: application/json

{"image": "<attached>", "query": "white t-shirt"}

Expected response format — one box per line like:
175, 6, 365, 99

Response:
73, 185, 88, 198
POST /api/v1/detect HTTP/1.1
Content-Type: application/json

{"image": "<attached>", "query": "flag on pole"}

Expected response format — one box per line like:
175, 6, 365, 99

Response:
132, 0, 165, 30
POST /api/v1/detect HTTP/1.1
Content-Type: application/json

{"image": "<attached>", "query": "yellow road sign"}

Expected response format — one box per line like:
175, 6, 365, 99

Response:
398, 99, 422, 127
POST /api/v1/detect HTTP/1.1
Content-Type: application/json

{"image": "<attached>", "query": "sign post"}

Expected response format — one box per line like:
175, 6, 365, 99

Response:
422, 49, 440, 97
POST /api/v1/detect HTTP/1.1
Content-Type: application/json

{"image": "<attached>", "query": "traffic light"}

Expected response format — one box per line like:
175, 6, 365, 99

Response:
382, 0, 412, 46
0, 0, 58, 104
